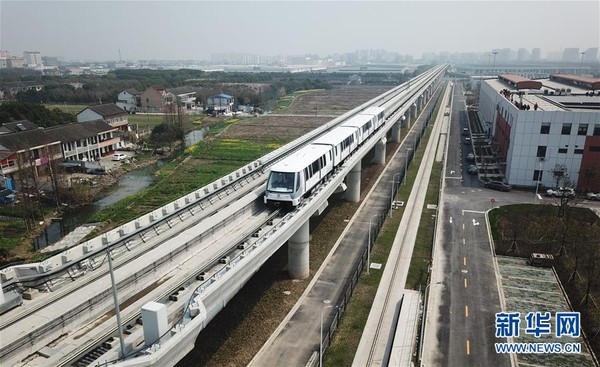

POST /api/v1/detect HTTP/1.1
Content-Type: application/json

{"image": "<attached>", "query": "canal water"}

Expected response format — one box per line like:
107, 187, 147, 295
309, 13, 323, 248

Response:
33, 163, 163, 250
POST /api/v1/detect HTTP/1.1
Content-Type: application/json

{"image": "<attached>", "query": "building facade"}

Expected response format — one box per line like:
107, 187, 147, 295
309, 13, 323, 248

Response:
479, 74, 600, 192
77, 104, 129, 132
140, 85, 174, 112
116, 89, 141, 112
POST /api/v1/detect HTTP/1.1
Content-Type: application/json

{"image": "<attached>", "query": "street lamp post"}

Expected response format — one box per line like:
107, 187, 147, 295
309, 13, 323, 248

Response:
390, 172, 401, 218
535, 160, 543, 203
107, 251, 126, 359
403, 148, 413, 185
367, 214, 382, 274
492, 50, 499, 76
320, 300, 338, 367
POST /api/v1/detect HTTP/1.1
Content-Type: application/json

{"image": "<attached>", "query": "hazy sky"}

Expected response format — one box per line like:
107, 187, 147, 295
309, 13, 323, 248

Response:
1, 1, 598, 61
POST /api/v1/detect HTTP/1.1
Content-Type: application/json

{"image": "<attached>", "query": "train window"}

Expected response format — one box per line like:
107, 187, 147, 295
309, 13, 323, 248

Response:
296, 173, 301, 191
304, 168, 308, 181
311, 160, 319, 174
267, 172, 295, 193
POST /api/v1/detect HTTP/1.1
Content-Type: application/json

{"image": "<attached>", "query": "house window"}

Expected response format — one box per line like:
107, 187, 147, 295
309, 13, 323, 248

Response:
594, 124, 600, 136
590, 146, 600, 152
561, 123, 572, 135
578, 124, 588, 136
540, 123, 550, 134
558, 148, 568, 154
533, 170, 543, 181
574, 149, 584, 154
536, 146, 547, 158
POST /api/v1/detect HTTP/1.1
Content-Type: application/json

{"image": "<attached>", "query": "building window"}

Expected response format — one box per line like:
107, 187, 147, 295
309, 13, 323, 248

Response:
540, 123, 550, 134
533, 170, 543, 181
537, 146, 547, 158
594, 124, 600, 136
558, 148, 568, 154
590, 146, 600, 152
574, 149, 584, 154
561, 123, 572, 135
578, 124, 588, 136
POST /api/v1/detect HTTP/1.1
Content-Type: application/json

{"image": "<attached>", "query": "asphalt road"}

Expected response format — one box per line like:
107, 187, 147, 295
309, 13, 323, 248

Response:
423, 84, 513, 367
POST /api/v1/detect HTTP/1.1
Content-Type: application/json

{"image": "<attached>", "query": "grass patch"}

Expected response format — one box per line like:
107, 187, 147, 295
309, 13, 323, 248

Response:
44, 103, 88, 115
404, 161, 442, 291
0, 220, 27, 255
128, 114, 166, 130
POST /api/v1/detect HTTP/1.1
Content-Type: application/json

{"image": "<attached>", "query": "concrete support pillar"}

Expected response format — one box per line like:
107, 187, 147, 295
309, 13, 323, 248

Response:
373, 138, 386, 165
288, 221, 310, 279
391, 119, 402, 143
402, 112, 410, 128
344, 160, 362, 202
419, 95, 424, 110
411, 103, 418, 119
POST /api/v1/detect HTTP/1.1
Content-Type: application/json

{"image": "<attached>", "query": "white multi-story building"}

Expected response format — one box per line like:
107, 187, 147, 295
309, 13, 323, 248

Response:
23, 51, 42, 68
479, 74, 600, 192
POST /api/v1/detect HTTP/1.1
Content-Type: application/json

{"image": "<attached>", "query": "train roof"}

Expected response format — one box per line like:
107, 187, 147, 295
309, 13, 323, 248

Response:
339, 113, 374, 128
269, 144, 331, 173
360, 106, 385, 116
312, 127, 356, 146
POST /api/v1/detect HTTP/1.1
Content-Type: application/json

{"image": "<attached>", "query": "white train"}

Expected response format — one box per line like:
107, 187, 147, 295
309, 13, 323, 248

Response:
264, 106, 386, 207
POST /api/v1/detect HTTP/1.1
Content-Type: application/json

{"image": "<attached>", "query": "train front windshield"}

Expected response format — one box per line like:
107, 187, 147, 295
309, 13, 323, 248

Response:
267, 172, 296, 193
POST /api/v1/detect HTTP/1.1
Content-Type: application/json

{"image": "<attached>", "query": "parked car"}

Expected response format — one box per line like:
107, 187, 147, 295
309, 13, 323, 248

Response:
485, 180, 511, 192
546, 187, 575, 198
462, 127, 469, 136
112, 153, 128, 161
463, 137, 471, 145
466, 153, 475, 162
467, 165, 478, 174
585, 192, 600, 201
86, 167, 107, 175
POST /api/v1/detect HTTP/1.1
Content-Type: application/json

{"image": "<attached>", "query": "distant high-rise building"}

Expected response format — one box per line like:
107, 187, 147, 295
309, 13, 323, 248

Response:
531, 48, 541, 61
23, 51, 42, 67
42, 56, 59, 67
517, 48, 530, 62
562, 48, 580, 63
583, 47, 598, 62
0, 50, 11, 59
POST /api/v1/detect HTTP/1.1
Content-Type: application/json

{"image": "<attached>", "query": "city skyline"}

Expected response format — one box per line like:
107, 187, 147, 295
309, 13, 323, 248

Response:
1, 1, 598, 62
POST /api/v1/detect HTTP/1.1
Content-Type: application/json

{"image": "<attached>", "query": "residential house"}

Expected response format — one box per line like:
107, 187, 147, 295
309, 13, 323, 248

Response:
0, 128, 62, 180
116, 88, 141, 112
206, 93, 234, 114
47, 120, 119, 161
168, 87, 198, 110
0, 119, 120, 183
140, 85, 175, 112
0, 82, 44, 97
77, 103, 129, 132
0, 120, 39, 135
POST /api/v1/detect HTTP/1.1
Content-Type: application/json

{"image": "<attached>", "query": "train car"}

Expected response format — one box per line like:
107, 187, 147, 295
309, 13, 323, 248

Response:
360, 106, 386, 130
339, 114, 376, 145
264, 144, 334, 207
312, 127, 359, 166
